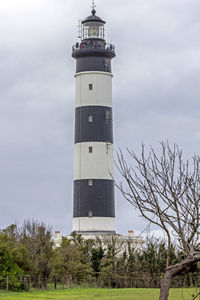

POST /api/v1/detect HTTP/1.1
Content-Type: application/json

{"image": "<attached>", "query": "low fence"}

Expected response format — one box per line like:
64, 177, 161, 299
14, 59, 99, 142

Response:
0, 275, 30, 292
1, 273, 200, 292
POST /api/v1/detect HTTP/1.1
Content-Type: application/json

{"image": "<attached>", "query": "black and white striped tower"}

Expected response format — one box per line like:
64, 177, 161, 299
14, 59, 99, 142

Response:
72, 4, 116, 234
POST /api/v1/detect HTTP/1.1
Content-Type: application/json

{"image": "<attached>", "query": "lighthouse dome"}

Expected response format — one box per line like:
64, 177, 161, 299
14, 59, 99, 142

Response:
82, 9, 106, 26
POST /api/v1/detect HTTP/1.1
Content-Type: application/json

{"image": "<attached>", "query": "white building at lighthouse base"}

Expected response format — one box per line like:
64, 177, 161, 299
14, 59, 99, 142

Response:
52, 230, 144, 253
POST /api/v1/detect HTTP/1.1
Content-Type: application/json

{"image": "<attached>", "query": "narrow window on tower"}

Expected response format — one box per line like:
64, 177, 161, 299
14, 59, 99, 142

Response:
89, 146, 93, 153
88, 179, 93, 186
105, 110, 110, 124
89, 84, 93, 90
88, 210, 93, 218
88, 115, 93, 122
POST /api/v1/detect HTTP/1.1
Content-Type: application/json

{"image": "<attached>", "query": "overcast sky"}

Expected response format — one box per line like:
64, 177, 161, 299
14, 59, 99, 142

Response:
0, 0, 200, 236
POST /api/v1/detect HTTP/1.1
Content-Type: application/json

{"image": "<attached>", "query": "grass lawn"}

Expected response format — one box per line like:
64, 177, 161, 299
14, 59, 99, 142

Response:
0, 288, 197, 300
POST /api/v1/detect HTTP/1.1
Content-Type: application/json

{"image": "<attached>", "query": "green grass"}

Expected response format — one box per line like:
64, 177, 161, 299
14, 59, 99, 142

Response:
0, 288, 197, 300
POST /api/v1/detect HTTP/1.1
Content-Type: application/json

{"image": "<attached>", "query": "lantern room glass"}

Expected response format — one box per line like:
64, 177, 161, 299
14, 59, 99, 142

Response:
82, 23, 105, 40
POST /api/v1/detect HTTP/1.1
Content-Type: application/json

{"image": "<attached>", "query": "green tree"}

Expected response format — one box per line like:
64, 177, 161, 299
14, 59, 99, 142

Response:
98, 235, 124, 288
51, 233, 93, 287
91, 247, 104, 278
0, 233, 24, 291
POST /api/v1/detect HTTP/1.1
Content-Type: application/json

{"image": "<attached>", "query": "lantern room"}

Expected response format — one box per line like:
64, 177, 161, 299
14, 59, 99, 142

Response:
81, 9, 105, 40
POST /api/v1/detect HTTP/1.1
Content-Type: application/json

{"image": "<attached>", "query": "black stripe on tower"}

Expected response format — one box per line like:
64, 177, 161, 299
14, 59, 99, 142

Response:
75, 106, 113, 144
73, 179, 115, 218
75, 56, 112, 73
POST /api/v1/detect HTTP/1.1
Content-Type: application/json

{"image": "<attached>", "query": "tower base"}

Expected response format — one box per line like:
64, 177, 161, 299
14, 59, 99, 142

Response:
73, 217, 115, 233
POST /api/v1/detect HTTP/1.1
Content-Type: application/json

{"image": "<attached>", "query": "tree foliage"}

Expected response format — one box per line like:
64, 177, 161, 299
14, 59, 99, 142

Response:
1, 217, 200, 294
0, 229, 24, 291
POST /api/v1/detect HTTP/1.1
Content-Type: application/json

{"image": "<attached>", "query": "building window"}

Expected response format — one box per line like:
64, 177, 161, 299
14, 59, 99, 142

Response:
88, 179, 93, 186
88, 210, 93, 217
88, 115, 93, 122
89, 146, 93, 153
89, 84, 93, 90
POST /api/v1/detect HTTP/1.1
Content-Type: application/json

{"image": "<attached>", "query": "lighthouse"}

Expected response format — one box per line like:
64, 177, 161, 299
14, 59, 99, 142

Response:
72, 4, 116, 235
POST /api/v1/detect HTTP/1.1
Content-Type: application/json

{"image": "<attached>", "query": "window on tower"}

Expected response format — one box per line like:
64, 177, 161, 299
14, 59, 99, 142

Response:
88, 115, 93, 122
105, 110, 111, 124
88, 179, 93, 186
88, 210, 93, 218
89, 146, 93, 153
89, 84, 93, 90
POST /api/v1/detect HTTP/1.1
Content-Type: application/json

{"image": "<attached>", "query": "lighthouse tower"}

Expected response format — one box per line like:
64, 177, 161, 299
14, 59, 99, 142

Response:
72, 5, 116, 235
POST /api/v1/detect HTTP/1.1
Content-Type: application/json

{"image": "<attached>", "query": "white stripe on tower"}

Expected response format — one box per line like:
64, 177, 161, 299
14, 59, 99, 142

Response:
74, 142, 114, 180
75, 72, 113, 108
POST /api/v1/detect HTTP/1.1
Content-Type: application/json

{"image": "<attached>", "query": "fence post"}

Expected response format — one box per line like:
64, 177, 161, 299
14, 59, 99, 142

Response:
54, 276, 57, 290
6, 276, 9, 292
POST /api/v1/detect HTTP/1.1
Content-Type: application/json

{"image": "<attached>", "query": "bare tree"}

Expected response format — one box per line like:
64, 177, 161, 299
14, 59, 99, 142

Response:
19, 220, 53, 289
116, 142, 200, 300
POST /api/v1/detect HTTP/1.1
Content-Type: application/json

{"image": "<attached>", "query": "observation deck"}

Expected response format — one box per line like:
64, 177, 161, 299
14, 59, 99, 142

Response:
72, 39, 115, 59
